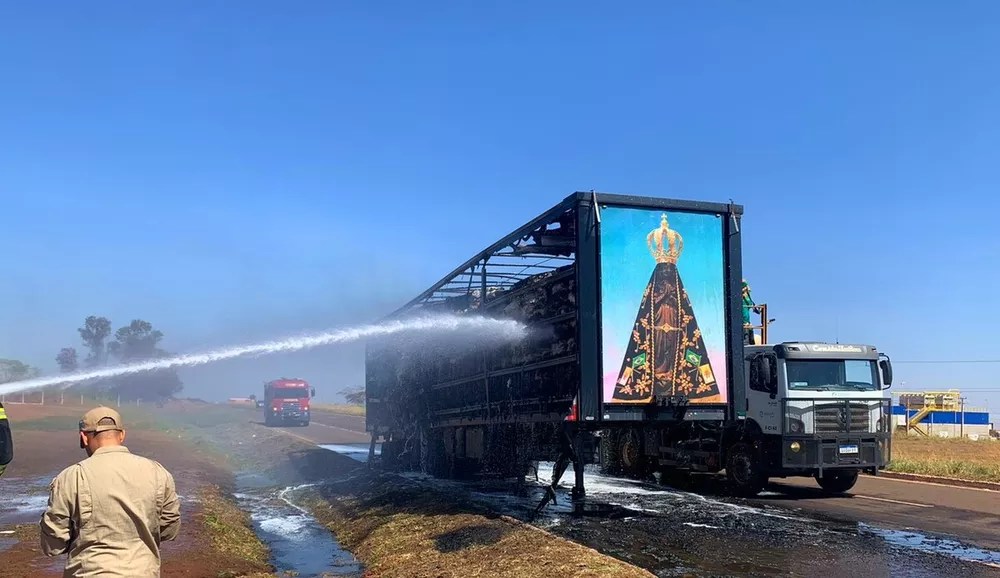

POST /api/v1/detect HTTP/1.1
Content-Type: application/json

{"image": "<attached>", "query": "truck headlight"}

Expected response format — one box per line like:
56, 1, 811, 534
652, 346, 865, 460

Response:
790, 441, 801, 453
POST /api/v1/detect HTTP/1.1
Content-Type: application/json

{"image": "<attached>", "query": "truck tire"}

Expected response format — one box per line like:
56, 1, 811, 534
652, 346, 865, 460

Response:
380, 439, 402, 470
726, 441, 766, 497
419, 428, 446, 477
815, 470, 859, 494
599, 430, 623, 476
619, 429, 652, 480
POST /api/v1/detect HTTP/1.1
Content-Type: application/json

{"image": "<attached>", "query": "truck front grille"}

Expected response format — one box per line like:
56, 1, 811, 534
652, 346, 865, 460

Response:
814, 402, 870, 434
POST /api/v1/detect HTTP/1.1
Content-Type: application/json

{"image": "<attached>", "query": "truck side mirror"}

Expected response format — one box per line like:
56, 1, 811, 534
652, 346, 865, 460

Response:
754, 354, 776, 397
879, 356, 893, 388
311, 387, 316, 398
763, 356, 777, 397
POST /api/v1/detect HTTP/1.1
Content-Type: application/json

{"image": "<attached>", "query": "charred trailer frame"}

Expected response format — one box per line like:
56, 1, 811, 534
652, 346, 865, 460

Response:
365, 192, 744, 511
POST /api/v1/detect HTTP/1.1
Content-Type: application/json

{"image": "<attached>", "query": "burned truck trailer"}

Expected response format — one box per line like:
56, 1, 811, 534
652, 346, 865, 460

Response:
365, 192, 746, 503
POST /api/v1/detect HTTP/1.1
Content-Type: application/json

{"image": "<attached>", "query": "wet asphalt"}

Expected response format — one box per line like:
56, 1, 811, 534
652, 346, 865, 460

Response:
542, 469, 1000, 577
287, 409, 1000, 577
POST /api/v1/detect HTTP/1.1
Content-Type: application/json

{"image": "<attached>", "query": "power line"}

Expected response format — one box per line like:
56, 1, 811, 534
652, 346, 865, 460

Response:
893, 388, 1000, 392
894, 360, 1000, 364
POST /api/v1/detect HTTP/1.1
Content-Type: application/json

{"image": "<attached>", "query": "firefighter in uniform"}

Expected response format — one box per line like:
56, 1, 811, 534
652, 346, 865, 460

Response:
742, 279, 757, 344
39, 406, 181, 577
0, 402, 12, 478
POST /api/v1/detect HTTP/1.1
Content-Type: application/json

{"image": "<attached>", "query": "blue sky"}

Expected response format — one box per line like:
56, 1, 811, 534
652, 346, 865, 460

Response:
1, 2, 999, 415
599, 208, 726, 401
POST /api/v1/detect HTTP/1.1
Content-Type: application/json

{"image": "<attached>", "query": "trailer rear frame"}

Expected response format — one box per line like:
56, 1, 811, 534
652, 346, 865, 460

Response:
366, 191, 744, 432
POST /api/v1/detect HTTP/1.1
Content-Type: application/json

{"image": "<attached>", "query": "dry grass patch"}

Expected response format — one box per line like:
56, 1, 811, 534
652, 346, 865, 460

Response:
9, 523, 38, 542
198, 484, 277, 577
888, 435, 1000, 482
311, 403, 366, 417
297, 474, 653, 578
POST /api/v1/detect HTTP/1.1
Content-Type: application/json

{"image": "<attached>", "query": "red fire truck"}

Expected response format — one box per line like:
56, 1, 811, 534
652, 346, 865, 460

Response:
263, 378, 315, 427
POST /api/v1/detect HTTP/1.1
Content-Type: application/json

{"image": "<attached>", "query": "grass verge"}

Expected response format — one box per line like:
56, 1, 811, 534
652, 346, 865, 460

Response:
198, 484, 276, 578
9, 414, 95, 431
312, 403, 365, 417
9, 523, 38, 542
296, 474, 654, 578
888, 435, 1000, 482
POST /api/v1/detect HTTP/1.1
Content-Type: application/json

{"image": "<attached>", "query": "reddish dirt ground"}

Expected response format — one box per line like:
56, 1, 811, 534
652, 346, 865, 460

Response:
2, 401, 682, 578
0, 402, 269, 578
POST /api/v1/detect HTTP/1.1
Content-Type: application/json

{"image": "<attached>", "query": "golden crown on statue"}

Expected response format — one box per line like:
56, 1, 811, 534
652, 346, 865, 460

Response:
647, 213, 683, 264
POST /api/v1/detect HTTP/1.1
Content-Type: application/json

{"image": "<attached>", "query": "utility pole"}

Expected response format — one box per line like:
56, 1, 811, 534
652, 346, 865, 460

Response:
960, 397, 966, 438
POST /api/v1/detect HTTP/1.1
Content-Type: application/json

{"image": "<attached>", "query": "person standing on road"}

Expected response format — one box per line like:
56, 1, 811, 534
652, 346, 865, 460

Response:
0, 402, 12, 478
39, 406, 181, 577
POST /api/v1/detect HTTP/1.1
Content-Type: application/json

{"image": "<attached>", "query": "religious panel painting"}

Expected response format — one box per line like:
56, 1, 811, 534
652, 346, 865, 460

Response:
599, 206, 728, 405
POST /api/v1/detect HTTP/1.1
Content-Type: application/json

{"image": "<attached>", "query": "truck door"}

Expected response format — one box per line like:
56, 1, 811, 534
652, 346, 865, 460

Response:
745, 353, 781, 435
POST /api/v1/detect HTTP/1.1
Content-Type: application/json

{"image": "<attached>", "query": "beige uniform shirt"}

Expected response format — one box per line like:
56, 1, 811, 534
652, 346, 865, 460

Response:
39, 445, 181, 578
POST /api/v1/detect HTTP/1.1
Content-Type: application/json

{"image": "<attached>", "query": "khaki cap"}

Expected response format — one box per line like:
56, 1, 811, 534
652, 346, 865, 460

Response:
79, 406, 125, 433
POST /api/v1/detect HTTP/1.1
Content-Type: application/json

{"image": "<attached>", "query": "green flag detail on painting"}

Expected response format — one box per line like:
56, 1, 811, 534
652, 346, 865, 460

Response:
612, 213, 720, 403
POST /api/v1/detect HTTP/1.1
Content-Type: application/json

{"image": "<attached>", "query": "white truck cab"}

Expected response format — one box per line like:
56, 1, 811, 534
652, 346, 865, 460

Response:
739, 341, 893, 494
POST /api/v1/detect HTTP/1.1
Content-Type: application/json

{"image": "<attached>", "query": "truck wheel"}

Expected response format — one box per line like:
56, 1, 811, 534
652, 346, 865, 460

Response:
419, 428, 446, 477
726, 442, 766, 497
815, 470, 859, 494
599, 430, 623, 476
380, 439, 401, 470
619, 429, 651, 480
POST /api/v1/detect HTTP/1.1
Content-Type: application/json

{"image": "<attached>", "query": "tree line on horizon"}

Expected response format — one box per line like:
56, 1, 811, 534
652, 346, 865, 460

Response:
55, 315, 184, 402
0, 316, 182, 402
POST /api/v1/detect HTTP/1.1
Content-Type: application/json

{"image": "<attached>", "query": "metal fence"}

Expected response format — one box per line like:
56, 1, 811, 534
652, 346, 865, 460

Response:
0, 390, 144, 408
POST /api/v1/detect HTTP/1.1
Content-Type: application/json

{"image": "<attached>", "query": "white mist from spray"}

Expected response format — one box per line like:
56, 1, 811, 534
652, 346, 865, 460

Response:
0, 314, 527, 396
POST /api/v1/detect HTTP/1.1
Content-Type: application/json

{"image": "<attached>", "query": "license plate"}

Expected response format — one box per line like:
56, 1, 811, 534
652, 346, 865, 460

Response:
839, 444, 859, 455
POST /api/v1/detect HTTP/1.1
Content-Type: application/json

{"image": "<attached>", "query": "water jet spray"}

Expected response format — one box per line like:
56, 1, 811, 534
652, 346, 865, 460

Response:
0, 314, 527, 397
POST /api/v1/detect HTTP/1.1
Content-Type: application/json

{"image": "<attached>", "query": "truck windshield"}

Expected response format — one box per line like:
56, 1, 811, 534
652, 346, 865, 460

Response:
785, 359, 878, 391
270, 389, 308, 399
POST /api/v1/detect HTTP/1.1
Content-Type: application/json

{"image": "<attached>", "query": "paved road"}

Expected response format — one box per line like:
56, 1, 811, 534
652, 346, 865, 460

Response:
236, 406, 370, 445
278, 410, 369, 445
757, 474, 1000, 551
251, 408, 1000, 558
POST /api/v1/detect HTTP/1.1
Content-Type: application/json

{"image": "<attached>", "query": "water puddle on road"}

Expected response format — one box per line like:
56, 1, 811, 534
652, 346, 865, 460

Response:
1, 473, 200, 529
234, 473, 362, 578
859, 523, 1000, 569
395, 461, 816, 532
248, 442, 1000, 576
0, 531, 18, 554
0, 475, 53, 526
370, 460, 1000, 576
318, 443, 380, 462
3, 467, 361, 577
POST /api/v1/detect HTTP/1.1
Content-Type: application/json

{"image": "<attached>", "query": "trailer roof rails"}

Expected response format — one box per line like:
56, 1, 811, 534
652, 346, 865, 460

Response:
384, 191, 742, 320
